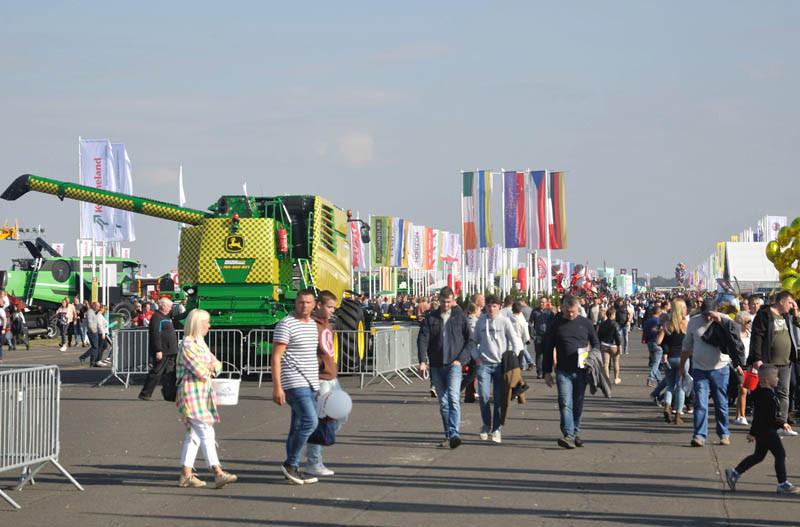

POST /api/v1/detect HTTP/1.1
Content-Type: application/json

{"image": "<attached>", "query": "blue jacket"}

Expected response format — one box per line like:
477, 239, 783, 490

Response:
417, 306, 471, 367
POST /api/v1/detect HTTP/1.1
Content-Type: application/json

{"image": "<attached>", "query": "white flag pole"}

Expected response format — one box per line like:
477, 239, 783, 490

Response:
367, 215, 373, 299
545, 170, 553, 297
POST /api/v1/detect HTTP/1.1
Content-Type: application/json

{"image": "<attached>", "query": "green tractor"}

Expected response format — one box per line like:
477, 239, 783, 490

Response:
1, 174, 370, 347
0, 235, 143, 338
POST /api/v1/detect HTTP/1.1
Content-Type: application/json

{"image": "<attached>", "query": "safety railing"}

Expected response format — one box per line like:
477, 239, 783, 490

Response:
0, 365, 83, 510
98, 325, 420, 390
97, 328, 243, 388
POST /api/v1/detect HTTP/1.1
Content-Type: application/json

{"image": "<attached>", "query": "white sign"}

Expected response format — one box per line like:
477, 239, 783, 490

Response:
79, 139, 117, 241
112, 143, 135, 242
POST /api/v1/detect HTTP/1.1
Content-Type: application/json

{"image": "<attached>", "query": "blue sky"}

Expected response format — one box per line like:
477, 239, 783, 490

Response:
1, 1, 798, 276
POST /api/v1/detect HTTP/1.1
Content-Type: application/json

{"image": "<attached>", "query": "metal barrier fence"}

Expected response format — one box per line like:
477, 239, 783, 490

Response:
0, 365, 83, 510
99, 325, 420, 390
98, 329, 243, 388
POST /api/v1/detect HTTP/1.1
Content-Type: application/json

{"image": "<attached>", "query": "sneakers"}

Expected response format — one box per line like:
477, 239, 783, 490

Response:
59, 345, 67, 352
281, 463, 318, 485
725, 468, 739, 491
574, 436, 584, 448
734, 416, 749, 426
691, 436, 705, 447
214, 471, 238, 488
438, 438, 450, 448
614, 378, 622, 385
429, 386, 437, 398
719, 436, 731, 446
777, 482, 800, 494
557, 437, 576, 449
491, 430, 502, 443
646, 379, 656, 387
778, 428, 799, 437
479, 427, 489, 441
178, 473, 207, 488
137, 394, 152, 401
449, 435, 462, 449
305, 463, 335, 477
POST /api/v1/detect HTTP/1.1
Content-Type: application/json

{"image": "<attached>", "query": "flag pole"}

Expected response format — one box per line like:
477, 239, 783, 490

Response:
367, 215, 373, 299
500, 169, 506, 296
78, 136, 84, 303
545, 170, 553, 297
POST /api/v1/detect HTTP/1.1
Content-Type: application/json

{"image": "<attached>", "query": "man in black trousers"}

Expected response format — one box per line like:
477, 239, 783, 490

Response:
138, 297, 179, 401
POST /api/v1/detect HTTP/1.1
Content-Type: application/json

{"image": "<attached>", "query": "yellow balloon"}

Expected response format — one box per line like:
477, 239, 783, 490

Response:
778, 226, 791, 247
791, 216, 800, 231
780, 269, 799, 281
766, 240, 780, 262
782, 276, 797, 292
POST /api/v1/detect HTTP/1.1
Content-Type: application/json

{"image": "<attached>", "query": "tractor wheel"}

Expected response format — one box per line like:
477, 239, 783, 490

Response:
46, 314, 58, 339
334, 298, 368, 365
112, 301, 136, 329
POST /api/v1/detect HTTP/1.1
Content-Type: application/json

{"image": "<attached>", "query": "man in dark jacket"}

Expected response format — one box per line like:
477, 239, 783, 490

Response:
418, 287, 472, 449
138, 297, 179, 401
748, 291, 799, 430
529, 298, 556, 379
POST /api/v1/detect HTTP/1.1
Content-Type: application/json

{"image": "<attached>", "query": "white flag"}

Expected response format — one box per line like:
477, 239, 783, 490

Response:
111, 143, 135, 242
178, 165, 186, 207
243, 182, 248, 197
79, 139, 117, 241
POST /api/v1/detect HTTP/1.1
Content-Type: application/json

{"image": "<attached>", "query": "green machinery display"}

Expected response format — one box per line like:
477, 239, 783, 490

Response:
1, 174, 367, 332
0, 236, 140, 337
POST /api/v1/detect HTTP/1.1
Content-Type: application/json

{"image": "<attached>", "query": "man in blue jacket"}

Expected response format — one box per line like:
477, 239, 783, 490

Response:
418, 287, 472, 449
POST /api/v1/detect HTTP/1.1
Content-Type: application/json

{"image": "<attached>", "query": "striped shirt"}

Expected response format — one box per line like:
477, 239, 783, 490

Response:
274, 314, 320, 391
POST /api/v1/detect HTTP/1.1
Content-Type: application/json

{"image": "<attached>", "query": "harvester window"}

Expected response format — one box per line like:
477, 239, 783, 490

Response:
320, 205, 336, 254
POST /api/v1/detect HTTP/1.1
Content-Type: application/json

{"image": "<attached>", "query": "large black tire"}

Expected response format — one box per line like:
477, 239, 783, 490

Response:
112, 301, 136, 329
334, 298, 369, 365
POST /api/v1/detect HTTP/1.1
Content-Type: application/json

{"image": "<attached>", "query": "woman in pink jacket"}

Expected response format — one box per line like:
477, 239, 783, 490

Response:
176, 309, 237, 488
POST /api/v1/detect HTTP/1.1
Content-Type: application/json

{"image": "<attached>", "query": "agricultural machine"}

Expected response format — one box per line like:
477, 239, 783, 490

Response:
1, 174, 370, 357
0, 234, 142, 337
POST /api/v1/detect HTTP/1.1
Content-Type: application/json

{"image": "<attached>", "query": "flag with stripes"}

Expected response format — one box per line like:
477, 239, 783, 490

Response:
530, 171, 547, 250
462, 172, 478, 250
548, 171, 567, 249
503, 170, 526, 248
477, 170, 493, 248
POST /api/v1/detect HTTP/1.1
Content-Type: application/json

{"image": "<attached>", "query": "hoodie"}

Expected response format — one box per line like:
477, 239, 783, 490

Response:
470, 313, 524, 364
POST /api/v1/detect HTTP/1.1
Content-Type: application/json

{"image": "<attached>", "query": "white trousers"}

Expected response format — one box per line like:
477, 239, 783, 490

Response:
180, 418, 220, 469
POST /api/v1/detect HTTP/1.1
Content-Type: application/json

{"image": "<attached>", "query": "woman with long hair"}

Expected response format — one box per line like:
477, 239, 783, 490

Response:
597, 308, 623, 384
657, 298, 689, 424
733, 311, 752, 425
176, 309, 237, 488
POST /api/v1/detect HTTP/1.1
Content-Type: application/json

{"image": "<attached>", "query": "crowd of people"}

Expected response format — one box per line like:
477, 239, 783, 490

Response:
415, 286, 800, 494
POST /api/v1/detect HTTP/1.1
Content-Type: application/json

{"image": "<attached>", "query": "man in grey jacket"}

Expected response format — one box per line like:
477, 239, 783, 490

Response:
79, 302, 101, 366
470, 295, 524, 443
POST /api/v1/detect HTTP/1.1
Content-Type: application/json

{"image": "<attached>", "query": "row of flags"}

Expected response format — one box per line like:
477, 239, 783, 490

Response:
462, 170, 567, 251
79, 138, 135, 242
351, 216, 461, 272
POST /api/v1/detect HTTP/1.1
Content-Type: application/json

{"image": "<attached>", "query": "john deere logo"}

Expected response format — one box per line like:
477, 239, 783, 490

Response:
225, 235, 245, 252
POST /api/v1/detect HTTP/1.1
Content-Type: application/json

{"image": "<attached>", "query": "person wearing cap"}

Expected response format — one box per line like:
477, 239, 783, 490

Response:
679, 298, 743, 447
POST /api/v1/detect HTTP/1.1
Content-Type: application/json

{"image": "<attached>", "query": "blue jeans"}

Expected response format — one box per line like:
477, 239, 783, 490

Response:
284, 387, 318, 467
430, 363, 463, 439
519, 347, 534, 370
477, 362, 504, 432
556, 370, 587, 439
691, 367, 730, 440
619, 326, 630, 354
663, 357, 689, 413
647, 342, 664, 382
80, 332, 99, 362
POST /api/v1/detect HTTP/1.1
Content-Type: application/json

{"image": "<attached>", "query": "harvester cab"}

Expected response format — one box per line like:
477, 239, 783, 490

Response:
2, 174, 368, 333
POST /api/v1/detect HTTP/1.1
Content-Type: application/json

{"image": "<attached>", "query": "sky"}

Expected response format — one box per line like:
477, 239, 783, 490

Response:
1, 1, 799, 278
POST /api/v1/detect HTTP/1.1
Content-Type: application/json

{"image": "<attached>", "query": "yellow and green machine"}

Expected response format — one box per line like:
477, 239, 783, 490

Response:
2, 174, 366, 330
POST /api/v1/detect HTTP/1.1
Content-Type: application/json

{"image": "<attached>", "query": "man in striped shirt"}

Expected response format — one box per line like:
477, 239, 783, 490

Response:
272, 289, 322, 485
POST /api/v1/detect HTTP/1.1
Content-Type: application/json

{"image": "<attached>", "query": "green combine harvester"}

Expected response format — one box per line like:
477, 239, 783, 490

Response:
1, 174, 369, 345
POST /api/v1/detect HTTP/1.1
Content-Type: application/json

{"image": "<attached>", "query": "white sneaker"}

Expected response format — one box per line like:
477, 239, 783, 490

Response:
491, 430, 502, 443
59, 345, 67, 352
734, 417, 749, 426
778, 428, 799, 437
479, 427, 489, 441
305, 463, 335, 477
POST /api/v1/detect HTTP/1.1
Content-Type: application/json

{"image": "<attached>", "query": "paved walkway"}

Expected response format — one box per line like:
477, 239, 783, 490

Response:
2, 331, 800, 526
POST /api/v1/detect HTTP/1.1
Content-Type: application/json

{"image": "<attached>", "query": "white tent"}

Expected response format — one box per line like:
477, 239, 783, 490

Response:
724, 242, 779, 289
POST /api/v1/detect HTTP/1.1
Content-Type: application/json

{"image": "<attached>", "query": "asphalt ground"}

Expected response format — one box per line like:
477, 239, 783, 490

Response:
2, 331, 800, 526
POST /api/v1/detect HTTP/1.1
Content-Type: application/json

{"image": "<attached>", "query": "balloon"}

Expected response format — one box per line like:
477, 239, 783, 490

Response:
780, 269, 799, 282
778, 226, 791, 247
317, 389, 352, 420
766, 240, 780, 262
791, 216, 800, 231
781, 276, 797, 292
